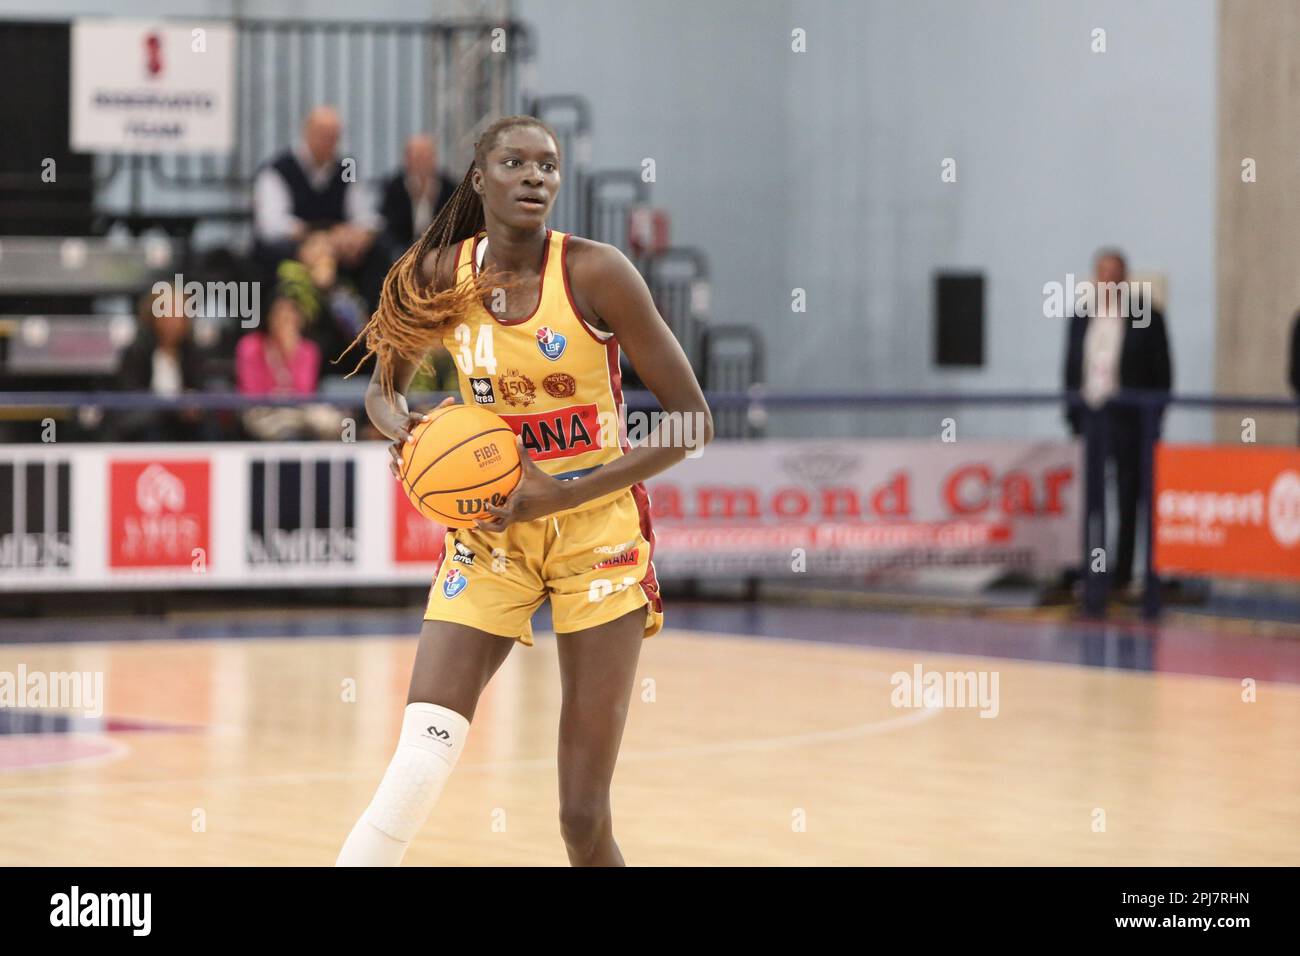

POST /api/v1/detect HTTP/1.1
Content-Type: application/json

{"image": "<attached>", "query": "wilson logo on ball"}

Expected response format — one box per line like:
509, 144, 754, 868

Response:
455, 492, 509, 516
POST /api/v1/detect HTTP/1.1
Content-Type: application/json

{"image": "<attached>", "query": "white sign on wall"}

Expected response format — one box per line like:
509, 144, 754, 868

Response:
69, 19, 236, 154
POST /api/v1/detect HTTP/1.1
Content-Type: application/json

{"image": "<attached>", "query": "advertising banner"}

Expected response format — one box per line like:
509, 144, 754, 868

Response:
642, 440, 1082, 577
1154, 444, 1300, 581
0, 440, 1084, 591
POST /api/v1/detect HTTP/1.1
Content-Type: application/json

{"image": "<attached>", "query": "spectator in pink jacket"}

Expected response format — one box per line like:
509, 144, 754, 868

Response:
236, 295, 342, 440
236, 294, 321, 396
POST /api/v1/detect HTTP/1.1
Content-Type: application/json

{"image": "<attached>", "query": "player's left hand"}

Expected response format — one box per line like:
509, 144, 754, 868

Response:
474, 436, 571, 532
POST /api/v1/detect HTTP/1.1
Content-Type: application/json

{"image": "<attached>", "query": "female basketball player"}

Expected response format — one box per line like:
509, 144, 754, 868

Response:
335, 116, 712, 866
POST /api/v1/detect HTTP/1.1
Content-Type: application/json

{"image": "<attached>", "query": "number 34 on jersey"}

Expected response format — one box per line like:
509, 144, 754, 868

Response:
453, 323, 497, 375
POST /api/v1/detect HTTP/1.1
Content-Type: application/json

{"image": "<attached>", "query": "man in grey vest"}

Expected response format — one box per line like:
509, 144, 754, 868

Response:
252, 106, 379, 277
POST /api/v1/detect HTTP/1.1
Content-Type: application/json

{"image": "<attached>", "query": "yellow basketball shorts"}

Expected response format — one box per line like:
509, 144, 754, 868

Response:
423, 482, 663, 645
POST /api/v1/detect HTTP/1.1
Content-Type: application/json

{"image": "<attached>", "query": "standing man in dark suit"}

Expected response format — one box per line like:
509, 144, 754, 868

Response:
1063, 248, 1173, 596
378, 134, 459, 255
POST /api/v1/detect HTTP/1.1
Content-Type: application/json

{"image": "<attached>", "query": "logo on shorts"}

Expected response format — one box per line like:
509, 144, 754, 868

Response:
593, 548, 639, 570
536, 326, 567, 361
593, 540, 636, 555
498, 368, 536, 407
443, 567, 468, 598
451, 541, 475, 566
469, 377, 495, 405
543, 372, 577, 398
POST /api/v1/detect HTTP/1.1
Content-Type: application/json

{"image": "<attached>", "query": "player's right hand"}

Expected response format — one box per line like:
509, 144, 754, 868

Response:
385, 396, 456, 479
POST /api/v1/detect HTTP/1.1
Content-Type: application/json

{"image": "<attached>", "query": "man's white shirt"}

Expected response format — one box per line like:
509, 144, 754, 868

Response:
1082, 297, 1126, 409
253, 144, 378, 242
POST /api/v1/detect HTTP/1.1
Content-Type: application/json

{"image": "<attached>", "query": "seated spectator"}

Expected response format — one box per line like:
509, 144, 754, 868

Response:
378, 134, 460, 256
252, 106, 379, 288
275, 229, 368, 376
112, 288, 216, 442
236, 294, 344, 440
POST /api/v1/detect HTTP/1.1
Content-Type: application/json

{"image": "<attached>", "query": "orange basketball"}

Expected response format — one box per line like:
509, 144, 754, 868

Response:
399, 404, 521, 527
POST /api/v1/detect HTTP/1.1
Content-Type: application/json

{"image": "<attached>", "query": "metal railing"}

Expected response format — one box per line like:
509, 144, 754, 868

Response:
700, 325, 765, 437
0, 236, 178, 294
644, 246, 710, 362
582, 170, 648, 252
526, 94, 591, 235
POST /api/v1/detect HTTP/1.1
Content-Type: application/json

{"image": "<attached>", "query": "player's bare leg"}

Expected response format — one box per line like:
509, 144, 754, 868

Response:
406, 619, 517, 715
336, 620, 515, 865
555, 606, 646, 866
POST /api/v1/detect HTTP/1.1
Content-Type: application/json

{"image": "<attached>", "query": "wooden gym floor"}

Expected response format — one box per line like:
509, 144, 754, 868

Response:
0, 603, 1297, 866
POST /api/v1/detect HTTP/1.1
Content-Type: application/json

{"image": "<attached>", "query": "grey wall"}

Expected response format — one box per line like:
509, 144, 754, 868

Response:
517, 0, 1218, 440
1, 0, 1220, 439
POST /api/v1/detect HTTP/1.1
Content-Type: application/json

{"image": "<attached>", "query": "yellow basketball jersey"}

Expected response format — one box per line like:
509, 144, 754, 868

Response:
441, 229, 628, 516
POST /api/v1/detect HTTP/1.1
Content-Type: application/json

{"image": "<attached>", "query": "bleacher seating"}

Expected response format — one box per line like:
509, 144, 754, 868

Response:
0, 15, 762, 440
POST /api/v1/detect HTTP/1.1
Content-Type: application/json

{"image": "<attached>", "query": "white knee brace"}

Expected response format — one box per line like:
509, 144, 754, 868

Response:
336, 702, 470, 866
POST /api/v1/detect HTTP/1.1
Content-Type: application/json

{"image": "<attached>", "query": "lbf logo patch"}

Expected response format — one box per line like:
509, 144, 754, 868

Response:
536, 326, 567, 361
443, 567, 468, 598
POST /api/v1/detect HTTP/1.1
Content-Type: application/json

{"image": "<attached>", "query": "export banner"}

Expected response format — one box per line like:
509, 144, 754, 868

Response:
1154, 445, 1300, 581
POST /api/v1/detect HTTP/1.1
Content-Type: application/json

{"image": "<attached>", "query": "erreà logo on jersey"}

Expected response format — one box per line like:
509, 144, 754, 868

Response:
536, 325, 567, 361
501, 404, 602, 462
